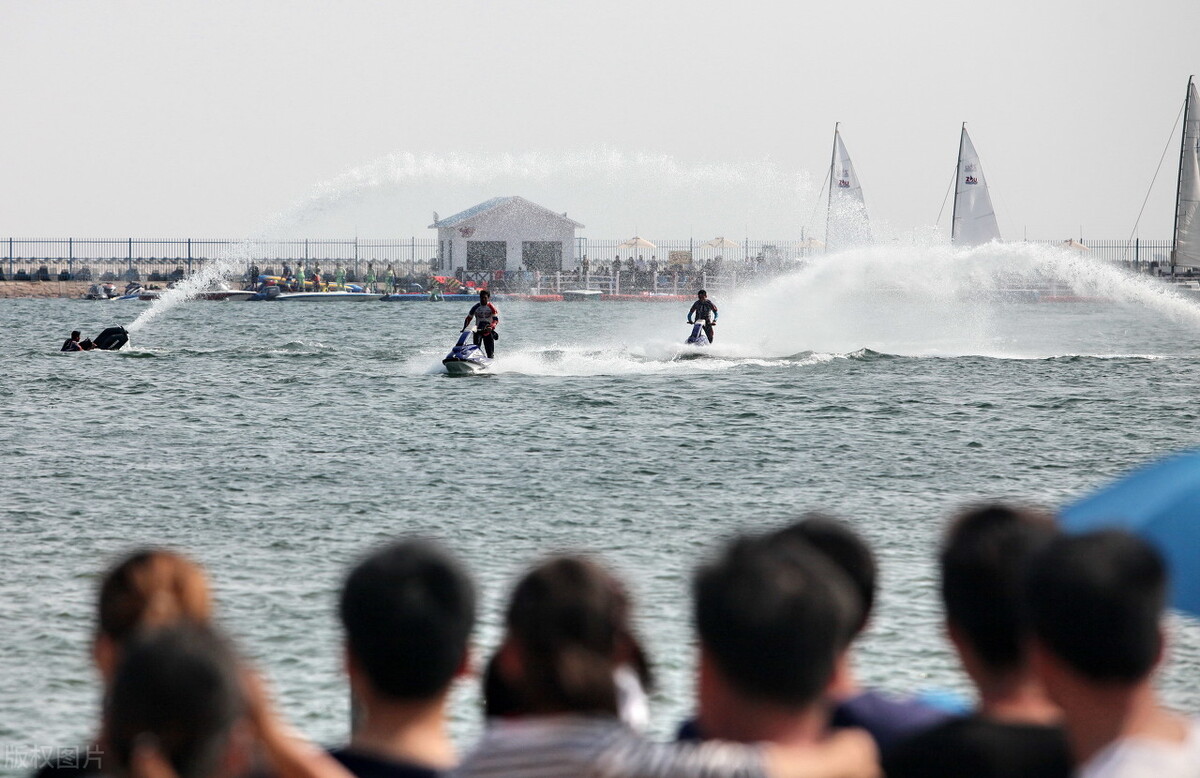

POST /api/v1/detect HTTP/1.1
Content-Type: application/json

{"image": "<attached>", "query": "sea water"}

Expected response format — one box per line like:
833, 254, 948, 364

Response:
3, 248, 1200, 772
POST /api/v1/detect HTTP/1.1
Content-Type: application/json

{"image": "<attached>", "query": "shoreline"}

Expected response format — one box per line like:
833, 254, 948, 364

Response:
0, 280, 94, 299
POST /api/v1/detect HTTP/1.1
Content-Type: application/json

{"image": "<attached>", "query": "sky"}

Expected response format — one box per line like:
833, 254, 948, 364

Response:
2, 0, 1198, 242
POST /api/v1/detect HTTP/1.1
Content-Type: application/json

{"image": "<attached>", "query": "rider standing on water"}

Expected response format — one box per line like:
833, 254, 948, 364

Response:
687, 289, 719, 343
463, 289, 500, 359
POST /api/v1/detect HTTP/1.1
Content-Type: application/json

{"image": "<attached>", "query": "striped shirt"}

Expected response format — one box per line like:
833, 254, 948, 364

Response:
453, 716, 767, 778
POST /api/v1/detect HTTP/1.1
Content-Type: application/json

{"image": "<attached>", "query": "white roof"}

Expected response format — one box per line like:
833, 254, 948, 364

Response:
429, 196, 584, 229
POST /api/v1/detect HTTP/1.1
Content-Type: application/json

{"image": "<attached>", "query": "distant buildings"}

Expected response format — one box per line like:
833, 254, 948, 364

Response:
430, 196, 584, 273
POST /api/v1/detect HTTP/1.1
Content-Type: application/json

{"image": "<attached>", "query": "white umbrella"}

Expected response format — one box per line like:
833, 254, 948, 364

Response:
619, 236, 657, 250
702, 236, 740, 249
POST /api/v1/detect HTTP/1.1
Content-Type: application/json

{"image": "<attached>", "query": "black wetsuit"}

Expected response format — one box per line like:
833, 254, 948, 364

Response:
61, 338, 82, 352
688, 299, 718, 343
466, 302, 500, 358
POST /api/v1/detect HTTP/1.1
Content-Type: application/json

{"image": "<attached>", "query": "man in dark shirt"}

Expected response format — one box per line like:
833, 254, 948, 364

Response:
331, 540, 476, 778
61, 331, 83, 351
884, 505, 1072, 778
687, 289, 718, 343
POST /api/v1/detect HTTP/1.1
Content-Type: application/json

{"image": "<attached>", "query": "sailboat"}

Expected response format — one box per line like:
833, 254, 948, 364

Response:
1172, 76, 1200, 271
951, 124, 1001, 245
825, 123, 871, 250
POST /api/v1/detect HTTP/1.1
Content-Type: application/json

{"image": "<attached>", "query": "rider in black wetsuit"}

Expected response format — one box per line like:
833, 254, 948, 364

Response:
463, 289, 500, 358
687, 289, 719, 344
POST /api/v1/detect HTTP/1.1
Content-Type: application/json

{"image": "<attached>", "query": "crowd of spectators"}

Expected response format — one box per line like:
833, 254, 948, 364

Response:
31, 504, 1198, 778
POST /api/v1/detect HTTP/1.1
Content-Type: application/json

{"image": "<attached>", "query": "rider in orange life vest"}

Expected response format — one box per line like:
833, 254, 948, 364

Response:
463, 289, 500, 359
687, 289, 719, 343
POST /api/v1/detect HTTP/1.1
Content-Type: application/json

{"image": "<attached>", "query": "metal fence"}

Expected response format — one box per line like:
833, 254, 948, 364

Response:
0, 237, 441, 283
0, 236, 1179, 285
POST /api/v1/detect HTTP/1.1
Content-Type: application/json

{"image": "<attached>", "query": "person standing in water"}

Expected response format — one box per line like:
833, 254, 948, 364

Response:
687, 289, 719, 343
463, 289, 500, 359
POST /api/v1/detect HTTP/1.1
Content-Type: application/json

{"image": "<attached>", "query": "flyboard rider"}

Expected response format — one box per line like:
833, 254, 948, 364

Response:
687, 289, 719, 343
462, 289, 500, 359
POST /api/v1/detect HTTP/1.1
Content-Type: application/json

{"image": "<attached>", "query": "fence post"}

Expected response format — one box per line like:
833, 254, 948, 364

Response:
8, 237, 12, 277
1135, 238, 1140, 271
305, 238, 309, 263
69, 237, 73, 278
187, 238, 193, 275
127, 238, 133, 272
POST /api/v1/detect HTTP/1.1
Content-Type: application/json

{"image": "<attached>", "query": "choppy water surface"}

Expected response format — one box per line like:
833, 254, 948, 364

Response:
3, 253, 1200, 771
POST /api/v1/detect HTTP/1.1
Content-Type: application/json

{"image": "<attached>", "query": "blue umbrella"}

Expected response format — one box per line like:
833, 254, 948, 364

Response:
1060, 448, 1200, 618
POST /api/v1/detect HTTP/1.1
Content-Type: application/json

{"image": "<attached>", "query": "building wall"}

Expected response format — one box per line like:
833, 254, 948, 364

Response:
435, 200, 579, 272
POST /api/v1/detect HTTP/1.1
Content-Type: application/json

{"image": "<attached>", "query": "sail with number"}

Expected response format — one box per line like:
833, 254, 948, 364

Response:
1173, 76, 1200, 269
826, 124, 871, 249
951, 125, 1001, 245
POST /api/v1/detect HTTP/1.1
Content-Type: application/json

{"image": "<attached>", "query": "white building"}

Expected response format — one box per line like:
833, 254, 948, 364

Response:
429, 196, 584, 273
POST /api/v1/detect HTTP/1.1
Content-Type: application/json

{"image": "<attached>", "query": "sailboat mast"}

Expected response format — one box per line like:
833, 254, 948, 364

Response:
1172, 76, 1195, 269
951, 122, 965, 243
826, 122, 839, 244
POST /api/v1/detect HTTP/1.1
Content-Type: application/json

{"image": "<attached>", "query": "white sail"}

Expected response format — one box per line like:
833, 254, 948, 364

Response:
952, 125, 1001, 245
826, 125, 871, 249
1174, 77, 1200, 269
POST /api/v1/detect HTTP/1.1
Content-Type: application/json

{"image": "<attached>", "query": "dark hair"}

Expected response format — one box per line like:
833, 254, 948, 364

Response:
694, 533, 857, 708
98, 549, 213, 644
482, 651, 524, 718
340, 540, 476, 700
1024, 530, 1166, 683
697, 289, 707, 296
504, 555, 651, 716
771, 514, 875, 635
940, 504, 1058, 671
480, 289, 490, 298
71, 331, 80, 338
105, 625, 244, 778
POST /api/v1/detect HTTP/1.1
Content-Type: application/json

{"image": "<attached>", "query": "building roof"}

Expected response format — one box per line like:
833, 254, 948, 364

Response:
429, 196, 584, 229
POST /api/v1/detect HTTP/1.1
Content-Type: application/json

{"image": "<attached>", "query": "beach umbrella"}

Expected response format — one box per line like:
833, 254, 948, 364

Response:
702, 237, 740, 250
619, 236, 656, 252
798, 237, 826, 257
1060, 448, 1200, 618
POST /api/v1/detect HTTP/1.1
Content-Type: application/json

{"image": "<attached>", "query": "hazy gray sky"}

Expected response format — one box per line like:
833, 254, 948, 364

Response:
3, 0, 1197, 241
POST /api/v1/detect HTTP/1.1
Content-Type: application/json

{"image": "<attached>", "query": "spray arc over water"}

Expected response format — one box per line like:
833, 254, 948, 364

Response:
718, 241, 1200, 360
124, 149, 817, 335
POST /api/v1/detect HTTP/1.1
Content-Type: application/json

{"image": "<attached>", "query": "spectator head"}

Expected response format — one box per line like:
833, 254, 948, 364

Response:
771, 514, 876, 636
694, 533, 858, 709
340, 539, 476, 702
1025, 530, 1167, 686
95, 548, 213, 681
104, 625, 247, 778
498, 555, 651, 717
940, 504, 1058, 674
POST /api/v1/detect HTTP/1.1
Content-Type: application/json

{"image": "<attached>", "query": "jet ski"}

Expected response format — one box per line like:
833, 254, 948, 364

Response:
685, 320, 711, 346
442, 328, 492, 375
92, 326, 129, 351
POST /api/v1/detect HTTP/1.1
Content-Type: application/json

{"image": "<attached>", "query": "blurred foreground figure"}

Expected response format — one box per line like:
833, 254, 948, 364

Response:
334, 540, 476, 777
455, 554, 879, 778
885, 504, 1071, 778
1026, 530, 1200, 778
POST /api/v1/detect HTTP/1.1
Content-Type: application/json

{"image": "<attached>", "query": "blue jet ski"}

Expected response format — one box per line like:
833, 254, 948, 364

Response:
442, 328, 493, 375
685, 320, 711, 346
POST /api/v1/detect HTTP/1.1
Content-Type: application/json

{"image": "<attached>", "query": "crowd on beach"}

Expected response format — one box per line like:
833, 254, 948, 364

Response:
30, 505, 1199, 778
